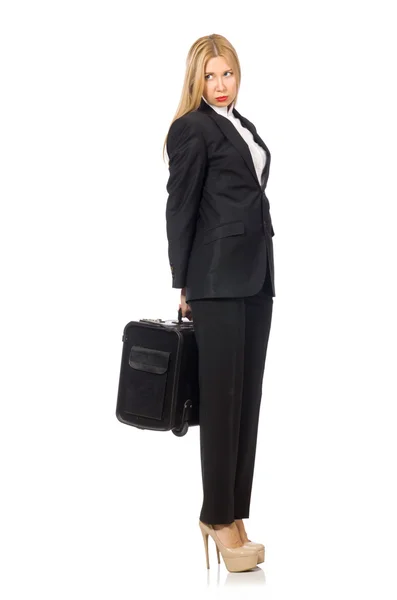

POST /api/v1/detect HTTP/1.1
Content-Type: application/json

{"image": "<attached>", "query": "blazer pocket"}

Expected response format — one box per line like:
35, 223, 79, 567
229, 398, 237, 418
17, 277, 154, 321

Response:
203, 220, 245, 245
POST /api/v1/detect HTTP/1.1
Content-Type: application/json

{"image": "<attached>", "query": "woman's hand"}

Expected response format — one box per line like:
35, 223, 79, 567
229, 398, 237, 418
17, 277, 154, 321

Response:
180, 287, 193, 320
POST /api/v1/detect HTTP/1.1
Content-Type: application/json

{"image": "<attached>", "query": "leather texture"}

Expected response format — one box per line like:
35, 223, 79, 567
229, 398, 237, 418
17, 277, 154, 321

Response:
166, 96, 275, 302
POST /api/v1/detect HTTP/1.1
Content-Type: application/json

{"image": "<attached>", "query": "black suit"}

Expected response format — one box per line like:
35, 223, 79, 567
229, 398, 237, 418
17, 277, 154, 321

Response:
165, 97, 275, 525
166, 96, 275, 303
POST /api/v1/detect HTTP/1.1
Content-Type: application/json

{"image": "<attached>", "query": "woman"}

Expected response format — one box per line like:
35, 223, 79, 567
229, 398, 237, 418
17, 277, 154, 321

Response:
164, 34, 275, 573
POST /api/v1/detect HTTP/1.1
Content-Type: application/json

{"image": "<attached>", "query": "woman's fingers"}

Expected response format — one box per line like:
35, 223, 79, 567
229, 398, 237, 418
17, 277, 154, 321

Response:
179, 301, 192, 319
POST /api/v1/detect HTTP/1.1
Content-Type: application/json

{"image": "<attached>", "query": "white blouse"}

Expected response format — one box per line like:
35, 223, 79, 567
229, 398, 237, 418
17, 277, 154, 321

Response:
201, 96, 267, 185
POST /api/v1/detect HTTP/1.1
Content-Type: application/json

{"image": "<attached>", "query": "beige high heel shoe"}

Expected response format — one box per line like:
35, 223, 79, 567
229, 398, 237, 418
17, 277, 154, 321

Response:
235, 521, 265, 564
199, 520, 258, 572
244, 541, 265, 564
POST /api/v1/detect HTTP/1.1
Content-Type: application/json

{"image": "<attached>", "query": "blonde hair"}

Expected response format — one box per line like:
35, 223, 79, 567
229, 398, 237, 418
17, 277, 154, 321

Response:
163, 33, 241, 162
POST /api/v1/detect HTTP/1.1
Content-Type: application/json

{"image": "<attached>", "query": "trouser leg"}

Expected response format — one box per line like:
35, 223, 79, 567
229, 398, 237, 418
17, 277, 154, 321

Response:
234, 268, 273, 519
188, 296, 245, 524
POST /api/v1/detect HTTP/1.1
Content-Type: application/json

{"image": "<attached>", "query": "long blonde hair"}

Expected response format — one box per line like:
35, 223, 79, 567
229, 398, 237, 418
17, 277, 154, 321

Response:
163, 34, 241, 162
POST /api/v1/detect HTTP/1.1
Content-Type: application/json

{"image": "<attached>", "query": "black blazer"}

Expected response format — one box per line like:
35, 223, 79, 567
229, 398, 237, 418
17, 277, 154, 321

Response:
165, 96, 275, 302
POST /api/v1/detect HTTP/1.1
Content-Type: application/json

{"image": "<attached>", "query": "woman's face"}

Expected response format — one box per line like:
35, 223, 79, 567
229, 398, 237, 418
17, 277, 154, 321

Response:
202, 56, 237, 110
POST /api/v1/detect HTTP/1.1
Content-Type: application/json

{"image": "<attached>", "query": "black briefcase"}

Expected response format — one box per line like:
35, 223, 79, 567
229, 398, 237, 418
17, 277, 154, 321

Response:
116, 308, 199, 436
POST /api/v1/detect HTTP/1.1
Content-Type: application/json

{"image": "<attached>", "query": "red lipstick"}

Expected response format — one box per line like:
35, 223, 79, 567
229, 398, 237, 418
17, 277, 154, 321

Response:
216, 96, 228, 101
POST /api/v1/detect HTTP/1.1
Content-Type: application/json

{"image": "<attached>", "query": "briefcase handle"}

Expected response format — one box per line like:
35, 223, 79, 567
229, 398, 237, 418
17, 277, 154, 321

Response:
177, 307, 193, 324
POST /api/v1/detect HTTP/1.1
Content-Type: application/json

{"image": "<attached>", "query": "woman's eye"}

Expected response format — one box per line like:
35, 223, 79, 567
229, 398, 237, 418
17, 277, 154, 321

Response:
205, 71, 233, 80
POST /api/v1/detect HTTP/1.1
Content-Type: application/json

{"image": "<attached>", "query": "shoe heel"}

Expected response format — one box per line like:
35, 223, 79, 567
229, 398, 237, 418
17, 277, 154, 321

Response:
200, 526, 210, 569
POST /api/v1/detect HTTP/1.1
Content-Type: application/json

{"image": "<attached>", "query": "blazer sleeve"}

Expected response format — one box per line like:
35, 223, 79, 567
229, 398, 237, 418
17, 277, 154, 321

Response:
165, 117, 207, 289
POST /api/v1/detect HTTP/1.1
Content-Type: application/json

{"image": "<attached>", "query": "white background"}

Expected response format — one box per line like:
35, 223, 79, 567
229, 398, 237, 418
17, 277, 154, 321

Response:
1, 1, 396, 598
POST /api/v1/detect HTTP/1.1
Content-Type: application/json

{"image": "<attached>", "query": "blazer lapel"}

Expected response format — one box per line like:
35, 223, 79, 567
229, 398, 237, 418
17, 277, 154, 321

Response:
234, 108, 271, 192
197, 97, 271, 191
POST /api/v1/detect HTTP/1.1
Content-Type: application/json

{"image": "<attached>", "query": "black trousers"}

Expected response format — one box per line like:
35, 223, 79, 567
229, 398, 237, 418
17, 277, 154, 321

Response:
188, 266, 273, 524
